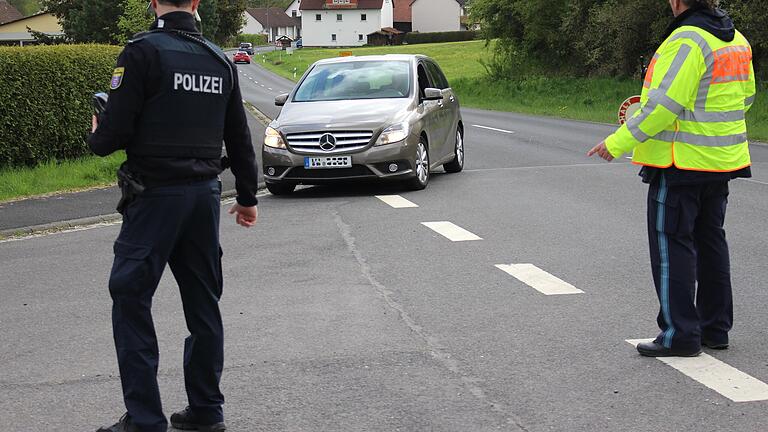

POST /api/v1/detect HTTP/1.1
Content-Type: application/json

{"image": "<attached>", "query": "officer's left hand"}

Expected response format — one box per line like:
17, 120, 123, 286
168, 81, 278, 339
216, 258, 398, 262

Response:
587, 141, 614, 162
228, 204, 258, 228
92, 115, 99, 133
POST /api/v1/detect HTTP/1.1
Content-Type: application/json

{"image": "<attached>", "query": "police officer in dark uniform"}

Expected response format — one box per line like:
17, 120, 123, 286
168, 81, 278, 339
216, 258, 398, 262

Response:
89, 1, 259, 431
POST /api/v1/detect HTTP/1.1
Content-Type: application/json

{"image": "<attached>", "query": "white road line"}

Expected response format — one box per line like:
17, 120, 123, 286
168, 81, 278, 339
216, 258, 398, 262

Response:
260, 84, 265, 87
495, 264, 584, 295
626, 339, 768, 402
625, 156, 633, 160
375, 195, 419, 208
421, 222, 481, 242
268, 87, 273, 90
472, 124, 515, 134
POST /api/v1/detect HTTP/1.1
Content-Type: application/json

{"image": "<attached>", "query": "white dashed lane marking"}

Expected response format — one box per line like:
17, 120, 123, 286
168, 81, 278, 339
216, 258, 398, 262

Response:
376, 195, 418, 208
495, 264, 584, 295
421, 222, 482, 242
626, 339, 768, 402
472, 124, 515, 134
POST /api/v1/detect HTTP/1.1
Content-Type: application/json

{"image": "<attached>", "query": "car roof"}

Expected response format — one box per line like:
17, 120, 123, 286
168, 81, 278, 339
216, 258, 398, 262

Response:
313, 54, 430, 66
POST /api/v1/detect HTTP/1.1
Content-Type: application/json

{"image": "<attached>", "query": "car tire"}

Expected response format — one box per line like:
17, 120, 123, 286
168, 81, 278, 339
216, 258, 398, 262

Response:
443, 127, 464, 173
266, 182, 296, 195
405, 138, 429, 191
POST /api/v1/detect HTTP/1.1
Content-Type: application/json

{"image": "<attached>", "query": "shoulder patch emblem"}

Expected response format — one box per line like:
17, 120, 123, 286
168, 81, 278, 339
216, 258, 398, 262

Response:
110, 67, 125, 90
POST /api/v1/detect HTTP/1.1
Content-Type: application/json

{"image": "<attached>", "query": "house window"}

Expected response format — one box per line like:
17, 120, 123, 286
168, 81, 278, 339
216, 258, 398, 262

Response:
361, 13, 367, 21
292, 11, 297, 17
337, 14, 342, 21
332, 34, 337, 41
316, 14, 321, 21
358, 34, 364, 41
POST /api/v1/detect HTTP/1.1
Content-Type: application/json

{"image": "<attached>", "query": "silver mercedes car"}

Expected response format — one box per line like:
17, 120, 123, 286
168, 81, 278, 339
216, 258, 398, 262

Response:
262, 54, 464, 195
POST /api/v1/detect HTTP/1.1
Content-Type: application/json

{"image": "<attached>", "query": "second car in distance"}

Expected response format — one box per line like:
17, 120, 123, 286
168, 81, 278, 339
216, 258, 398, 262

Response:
262, 54, 464, 195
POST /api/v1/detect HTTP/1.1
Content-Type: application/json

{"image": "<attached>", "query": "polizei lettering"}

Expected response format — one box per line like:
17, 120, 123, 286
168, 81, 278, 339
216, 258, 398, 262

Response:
173, 72, 224, 95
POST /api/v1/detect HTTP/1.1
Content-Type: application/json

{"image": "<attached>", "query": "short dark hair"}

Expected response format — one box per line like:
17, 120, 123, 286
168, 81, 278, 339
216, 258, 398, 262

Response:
682, 0, 719, 9
158, 0, 192, 6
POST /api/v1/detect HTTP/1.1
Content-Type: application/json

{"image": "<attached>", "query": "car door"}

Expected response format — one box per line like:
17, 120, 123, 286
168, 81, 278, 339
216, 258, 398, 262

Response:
416, 62, 444, 160
424, 60, 453, 161
428, 61, 459, 151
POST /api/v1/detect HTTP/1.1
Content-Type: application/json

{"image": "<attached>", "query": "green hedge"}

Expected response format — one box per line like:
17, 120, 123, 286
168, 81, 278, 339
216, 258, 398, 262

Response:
404, 31, 479, 45
232, 33, 269, 47
0, 44, 121, 168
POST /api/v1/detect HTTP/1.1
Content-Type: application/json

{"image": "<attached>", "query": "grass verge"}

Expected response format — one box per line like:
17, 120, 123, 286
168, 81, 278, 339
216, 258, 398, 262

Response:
0, 152, 124, 203
260, 42, 768, 141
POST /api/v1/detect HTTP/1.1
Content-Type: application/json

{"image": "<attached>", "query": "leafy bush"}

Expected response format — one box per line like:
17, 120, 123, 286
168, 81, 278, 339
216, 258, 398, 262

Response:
0, 44, 121, 168
404, 31, 479, 45
228, 33, 269, 48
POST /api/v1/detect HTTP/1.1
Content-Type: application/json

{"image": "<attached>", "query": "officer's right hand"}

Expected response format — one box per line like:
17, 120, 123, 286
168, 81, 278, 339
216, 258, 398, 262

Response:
228, 204, 258, 228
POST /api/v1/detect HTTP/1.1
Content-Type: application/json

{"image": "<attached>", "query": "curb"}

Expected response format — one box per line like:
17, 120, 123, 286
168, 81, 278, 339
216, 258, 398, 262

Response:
0, 190, 242, 241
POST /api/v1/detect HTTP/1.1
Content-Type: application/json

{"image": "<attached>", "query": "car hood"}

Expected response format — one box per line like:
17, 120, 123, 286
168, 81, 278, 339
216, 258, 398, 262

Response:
274, 98, 414, 134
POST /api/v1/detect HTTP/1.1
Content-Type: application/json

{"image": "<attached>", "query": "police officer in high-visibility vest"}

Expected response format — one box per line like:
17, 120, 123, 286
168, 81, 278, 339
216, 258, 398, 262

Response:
589, 0, 755, 357
89, 0, 259, 431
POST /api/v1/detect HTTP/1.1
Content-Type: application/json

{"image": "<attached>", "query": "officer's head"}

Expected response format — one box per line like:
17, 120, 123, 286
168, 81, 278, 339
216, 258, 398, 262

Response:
668, 0, 718, 16
150, 0, 201, 15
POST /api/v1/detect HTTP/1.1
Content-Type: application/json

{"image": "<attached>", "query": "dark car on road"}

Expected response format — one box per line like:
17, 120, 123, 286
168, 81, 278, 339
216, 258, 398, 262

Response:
262, 54, 464, 195
239, 42, 254, 55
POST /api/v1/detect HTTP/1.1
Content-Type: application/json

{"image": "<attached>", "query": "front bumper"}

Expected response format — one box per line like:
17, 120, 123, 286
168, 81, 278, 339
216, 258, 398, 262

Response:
262, 139, 418, 184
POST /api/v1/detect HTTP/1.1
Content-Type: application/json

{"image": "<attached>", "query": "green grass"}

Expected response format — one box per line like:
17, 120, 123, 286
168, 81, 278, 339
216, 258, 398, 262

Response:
259, 41, 768, 141
0, 152, 125, 202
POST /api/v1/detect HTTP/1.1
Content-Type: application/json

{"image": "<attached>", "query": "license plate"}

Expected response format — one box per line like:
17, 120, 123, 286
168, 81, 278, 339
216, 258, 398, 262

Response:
304, 156, 352, 169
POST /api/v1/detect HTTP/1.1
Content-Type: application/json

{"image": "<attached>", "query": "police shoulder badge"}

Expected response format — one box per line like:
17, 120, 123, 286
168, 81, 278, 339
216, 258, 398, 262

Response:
110, 67, 125, 90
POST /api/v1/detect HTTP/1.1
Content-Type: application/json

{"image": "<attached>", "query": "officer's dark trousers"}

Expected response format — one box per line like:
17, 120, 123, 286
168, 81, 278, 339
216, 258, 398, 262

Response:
647, 174, 733, 351
108, 179, 224, 432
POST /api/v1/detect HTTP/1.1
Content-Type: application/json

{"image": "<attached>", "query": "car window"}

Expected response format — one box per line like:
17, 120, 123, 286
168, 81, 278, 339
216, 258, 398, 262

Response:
425, 61, 449, 90
293, 61, 411, 102
416, 64, 433, 99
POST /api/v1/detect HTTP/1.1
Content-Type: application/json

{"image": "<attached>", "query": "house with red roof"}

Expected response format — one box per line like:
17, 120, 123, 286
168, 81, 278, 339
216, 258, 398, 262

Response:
0, 0, 23, 25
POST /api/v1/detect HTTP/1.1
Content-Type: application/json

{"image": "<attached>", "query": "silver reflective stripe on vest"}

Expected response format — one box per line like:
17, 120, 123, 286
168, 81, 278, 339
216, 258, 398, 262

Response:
649, 89, 685, 113
656, 130, 748, 147
679, 109, 745, 122
745, 94, 756, 107
670, 31, 714, 110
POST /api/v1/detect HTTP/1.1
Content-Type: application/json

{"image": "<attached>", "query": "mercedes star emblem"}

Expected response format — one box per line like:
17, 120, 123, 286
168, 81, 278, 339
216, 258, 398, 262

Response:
319, 133, 337, 151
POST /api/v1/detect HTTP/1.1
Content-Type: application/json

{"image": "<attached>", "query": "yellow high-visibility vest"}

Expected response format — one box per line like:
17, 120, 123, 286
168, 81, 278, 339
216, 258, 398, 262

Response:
606, 25, 755, 172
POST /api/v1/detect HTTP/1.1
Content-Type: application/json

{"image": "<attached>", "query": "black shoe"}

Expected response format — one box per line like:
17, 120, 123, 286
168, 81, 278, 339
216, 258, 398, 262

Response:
702, 338, 729, 350
96, 414, 139, 432
171, 406, 226, 431
636, 341, 701, 357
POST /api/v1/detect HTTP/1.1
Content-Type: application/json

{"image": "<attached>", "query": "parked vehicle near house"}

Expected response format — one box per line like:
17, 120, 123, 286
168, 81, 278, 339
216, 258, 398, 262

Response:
238, 42, 254, 55
262, 54, 464, 195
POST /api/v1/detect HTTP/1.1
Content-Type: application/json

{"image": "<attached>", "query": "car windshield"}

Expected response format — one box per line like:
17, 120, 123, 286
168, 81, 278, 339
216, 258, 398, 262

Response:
293, 60, 411, 102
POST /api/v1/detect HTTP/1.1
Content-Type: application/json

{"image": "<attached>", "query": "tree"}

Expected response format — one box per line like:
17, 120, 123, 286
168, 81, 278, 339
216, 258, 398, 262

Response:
114, 0, 154, 44
42, 0, 123, 44
213, 0, 246, 44
199, 0, 221, 40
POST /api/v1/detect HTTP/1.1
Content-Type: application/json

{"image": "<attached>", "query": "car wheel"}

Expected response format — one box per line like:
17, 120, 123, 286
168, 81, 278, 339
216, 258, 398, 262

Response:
405, 138, 429, 190
266, 182, 296, 195
443, 127, 464, 173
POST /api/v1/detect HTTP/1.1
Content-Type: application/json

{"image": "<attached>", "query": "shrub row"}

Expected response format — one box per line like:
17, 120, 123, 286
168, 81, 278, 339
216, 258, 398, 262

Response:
404, 30, 479, 45
229, 33, 269, 48
0, 44, 121, 168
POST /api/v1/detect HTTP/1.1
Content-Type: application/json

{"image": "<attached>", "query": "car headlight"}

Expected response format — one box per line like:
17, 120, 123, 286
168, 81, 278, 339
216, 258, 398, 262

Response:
264, 127, 287, 149
375, 122, 410, 146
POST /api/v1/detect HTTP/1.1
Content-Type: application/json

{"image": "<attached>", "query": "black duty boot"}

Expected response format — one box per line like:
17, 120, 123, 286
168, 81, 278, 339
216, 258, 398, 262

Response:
636, 341, 701, 357
170, 406, 226, 431
96, 414, 139, 432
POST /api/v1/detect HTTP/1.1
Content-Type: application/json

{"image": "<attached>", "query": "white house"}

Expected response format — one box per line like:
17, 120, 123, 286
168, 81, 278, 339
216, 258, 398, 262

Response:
300, 0, 394, 47
285, 0, 302, 18
242, 7, 301, 42
411, 0, 463, 33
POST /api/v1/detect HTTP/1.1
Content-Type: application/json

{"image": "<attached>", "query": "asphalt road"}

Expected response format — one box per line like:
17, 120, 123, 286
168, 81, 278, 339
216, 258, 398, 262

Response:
2, 60, 768, 431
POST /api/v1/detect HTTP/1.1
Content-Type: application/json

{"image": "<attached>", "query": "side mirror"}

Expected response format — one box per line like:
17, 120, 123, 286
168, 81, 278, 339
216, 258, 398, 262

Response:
423, 88, 443, 101
275, 93, 289, 106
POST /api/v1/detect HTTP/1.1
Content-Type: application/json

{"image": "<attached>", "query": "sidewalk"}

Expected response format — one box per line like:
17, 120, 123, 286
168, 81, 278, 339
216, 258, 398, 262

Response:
0, 110, 267, 236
